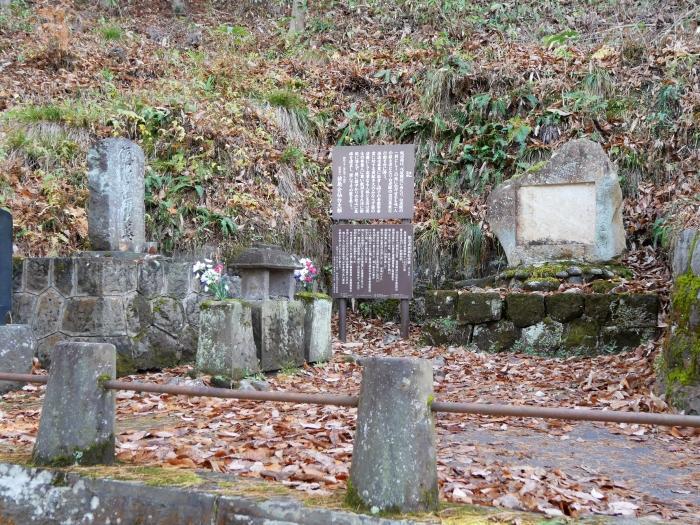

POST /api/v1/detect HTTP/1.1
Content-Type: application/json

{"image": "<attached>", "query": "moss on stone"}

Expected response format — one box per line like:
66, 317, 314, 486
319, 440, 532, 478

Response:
200, 298, 252, 310
522, 277, 559, 292
33, 436, 115, 468
663, 328, 700, 386
562, 318, 599, 351
590, 280, 617, 293
584, 293, 615, 323
672, 274, 700, 325
116, 352, 137, 377
96, 373, 112, 388
295, 291, 331, 302
545, 293, 584, 322
505, 294, 545, 327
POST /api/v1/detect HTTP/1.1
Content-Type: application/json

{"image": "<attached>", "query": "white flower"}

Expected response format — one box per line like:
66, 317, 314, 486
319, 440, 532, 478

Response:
192, 261, 207, 274
201, 268, 221, 286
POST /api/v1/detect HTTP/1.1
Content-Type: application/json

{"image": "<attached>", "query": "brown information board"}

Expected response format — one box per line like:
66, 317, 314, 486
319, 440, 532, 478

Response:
332, 224, 414, 299
331, 145, 415, 220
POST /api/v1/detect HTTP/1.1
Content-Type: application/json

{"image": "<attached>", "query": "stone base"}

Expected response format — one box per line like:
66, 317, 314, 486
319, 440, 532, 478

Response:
12, 256, 204, 375
251, 299, 305, 371
196, 300, 259, 380
297, 293, 332, 363
0, 324, 35, 393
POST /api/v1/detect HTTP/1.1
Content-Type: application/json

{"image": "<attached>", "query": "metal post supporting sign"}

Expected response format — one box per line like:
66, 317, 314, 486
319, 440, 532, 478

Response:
330, 145, 415, 342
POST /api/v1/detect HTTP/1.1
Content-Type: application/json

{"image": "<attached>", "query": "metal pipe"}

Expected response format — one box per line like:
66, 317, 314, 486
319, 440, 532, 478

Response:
2, 372, 699, 428
431, 401, 700, 428
102, 380, 360, 407
0, 372, 48, 384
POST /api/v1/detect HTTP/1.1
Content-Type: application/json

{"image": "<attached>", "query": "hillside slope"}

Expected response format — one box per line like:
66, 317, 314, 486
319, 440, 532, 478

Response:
0, 0, 698, 284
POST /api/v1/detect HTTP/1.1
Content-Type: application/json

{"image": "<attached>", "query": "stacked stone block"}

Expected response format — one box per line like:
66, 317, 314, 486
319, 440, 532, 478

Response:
11, 256, 204, 375
423, 290, 659, 355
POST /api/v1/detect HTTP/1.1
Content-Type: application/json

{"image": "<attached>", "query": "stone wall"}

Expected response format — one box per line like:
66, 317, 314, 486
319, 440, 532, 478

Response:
10, 255, 206, 375
659, 229, 700, 413
423, 290, 659, 356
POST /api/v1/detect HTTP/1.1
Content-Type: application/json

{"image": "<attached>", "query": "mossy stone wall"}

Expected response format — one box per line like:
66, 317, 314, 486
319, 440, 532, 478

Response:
423, 290, 659, 357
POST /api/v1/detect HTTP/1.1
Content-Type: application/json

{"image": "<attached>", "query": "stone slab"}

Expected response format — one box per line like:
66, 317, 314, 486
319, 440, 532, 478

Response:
487, 139, 625, 265
0, 463, 429, 525
299, 295, 332, 363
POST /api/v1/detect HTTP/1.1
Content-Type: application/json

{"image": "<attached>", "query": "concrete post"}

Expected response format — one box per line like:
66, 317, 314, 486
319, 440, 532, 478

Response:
32, 342, 116, 466
348, 357, 438, 512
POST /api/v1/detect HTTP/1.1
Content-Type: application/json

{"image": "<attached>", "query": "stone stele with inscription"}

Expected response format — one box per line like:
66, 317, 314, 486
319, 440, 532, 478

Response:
87, 138, 146, 252
487, 138, 625, 266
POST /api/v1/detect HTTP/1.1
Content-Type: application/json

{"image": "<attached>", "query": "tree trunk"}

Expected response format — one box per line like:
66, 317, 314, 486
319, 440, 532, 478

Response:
289, 0, 307, 34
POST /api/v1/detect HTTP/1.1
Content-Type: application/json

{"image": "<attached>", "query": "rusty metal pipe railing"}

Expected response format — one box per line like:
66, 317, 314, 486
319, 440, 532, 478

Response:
102, 380, 360, 407
2, 372, 699, 428
0, 372, 48, 384
431, 401, 700, 428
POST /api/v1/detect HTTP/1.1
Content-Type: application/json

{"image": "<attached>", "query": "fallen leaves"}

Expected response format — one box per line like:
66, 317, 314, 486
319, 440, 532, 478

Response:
1, 314, 698, 521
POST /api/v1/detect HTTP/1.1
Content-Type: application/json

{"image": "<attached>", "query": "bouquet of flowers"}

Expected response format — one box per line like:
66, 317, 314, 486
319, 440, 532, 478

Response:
192, 259, 230, 300
294, 257, 318, 290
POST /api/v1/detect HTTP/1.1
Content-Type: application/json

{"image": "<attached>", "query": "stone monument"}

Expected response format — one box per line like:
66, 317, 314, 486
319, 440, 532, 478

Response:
87, 138, 146, 252
0, 209, 10, 324
487, 139, 625, 266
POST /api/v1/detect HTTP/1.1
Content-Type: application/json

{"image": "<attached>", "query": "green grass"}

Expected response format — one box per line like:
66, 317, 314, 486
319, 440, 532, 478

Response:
99, 23, 123, 41
266, 89, 305, 110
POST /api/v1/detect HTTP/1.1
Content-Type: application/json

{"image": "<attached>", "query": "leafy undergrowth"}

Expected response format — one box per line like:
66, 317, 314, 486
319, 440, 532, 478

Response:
0, 0, 698, 285
1, 314, 698, 522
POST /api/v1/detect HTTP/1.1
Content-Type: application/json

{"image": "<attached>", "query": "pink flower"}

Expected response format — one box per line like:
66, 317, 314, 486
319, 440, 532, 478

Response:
213, 263, 224, 274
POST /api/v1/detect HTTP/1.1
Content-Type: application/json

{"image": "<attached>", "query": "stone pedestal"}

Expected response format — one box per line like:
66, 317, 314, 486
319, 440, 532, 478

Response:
349, 357, 438, 512
196, 300, 259, 380
251, 299, 305, 371
33, 342, 116, 466
0, 324, 35, 393
297, 293, 332, 363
